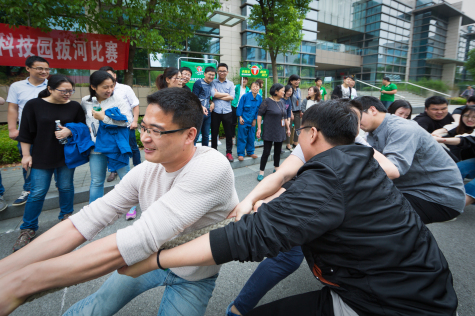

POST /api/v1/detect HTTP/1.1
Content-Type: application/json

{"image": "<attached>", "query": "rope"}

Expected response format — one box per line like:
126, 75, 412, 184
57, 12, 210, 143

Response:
24, 216, 236, 303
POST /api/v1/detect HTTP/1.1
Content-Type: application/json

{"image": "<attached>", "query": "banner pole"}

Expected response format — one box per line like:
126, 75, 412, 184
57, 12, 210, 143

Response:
265, 79, 267, 98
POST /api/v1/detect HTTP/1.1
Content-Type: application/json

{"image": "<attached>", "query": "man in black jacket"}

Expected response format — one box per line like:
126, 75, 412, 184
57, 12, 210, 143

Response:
120, 101, 458, 316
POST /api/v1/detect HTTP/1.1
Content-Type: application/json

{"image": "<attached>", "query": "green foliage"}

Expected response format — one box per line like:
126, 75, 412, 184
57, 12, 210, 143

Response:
403, 79, 450, 96
465, 49, 475, 79
448, 97, 468, 105
0, 125, 21, 164
248, 0, 312, 83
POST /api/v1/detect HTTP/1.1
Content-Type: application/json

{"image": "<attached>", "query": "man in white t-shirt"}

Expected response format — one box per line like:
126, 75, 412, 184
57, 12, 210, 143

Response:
0, 88, 239, 316
331, 76, 357, 100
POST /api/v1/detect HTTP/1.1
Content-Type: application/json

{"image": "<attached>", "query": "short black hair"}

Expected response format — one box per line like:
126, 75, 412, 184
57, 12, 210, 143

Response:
388, 100, 412, 119
270, 83, 285, 96
302, 100, 358, 146
425, 96, 448, 109
344, 75, 355, 81
204, 66, 216, 74
99, 66, 115, 73
26, 56, 49, 67
217, 63, 228, 70
179, 67, 192, 74
287, 74, 300, 85
146, 88, 203, 131
467, 96, 475, 104
315, 77, 323, 83
88, 71, 115, 102
356, 96, 387, 113
383, 77, 390, 82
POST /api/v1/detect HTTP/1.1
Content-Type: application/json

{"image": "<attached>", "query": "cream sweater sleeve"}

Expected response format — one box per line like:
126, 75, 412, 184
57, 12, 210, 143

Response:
116, 152, 237, 266
69, 164, 142, 240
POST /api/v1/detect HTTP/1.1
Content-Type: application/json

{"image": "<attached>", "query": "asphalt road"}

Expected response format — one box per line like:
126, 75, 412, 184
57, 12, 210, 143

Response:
0, 164, 474, 315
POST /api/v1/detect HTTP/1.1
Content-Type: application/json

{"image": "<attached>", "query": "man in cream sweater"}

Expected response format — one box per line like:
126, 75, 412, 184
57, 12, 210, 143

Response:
0, 88, 239, 316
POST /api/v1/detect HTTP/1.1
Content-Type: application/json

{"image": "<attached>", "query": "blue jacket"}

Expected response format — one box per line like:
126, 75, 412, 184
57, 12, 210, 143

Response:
236, 92, 262, 126
64, 122, 95, 169
95, 107, 131, 171
192, 79, 213, 109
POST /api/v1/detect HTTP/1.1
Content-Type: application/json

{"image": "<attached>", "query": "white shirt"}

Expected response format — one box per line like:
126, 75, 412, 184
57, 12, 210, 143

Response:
341, 86, 357, 100
114, 83, 139, 126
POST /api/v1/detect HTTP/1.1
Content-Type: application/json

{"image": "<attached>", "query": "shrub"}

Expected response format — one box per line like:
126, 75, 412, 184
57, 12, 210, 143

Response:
449, 97, 467, 105
0, 125, 21, 164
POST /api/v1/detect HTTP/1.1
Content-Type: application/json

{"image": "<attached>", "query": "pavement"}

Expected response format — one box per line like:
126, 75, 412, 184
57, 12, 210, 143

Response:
0, 142, 291, 221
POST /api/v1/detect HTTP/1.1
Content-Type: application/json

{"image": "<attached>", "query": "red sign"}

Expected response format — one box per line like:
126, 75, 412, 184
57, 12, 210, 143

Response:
0, 24, 129, 70
251, 65, 259, 75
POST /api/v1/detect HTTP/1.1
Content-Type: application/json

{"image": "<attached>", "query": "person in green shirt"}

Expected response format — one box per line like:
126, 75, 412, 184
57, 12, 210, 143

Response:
380, 77, 398, 109
315, 77, 327, 101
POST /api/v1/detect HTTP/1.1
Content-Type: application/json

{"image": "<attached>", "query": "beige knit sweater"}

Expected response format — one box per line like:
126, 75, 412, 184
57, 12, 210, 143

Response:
70, 146, 239, 281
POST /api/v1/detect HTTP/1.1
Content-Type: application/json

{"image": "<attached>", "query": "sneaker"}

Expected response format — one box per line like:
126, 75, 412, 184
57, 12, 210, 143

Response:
226, 153, 234, 162
292, 144, 297, 148
257, 174, 264, 181
12, 191, 30, 206
107, 172, 118, 182
61, 213, 73, 222
247, 154, 258, 159
13, 229, 36, 252
126, 206, 137, 220
238, 156, 244, 161
286, 145, 293, 152
226, 301, 241, 316
0, 196, 6, 212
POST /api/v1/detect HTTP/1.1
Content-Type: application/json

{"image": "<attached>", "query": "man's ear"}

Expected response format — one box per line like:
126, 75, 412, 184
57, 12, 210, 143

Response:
309, 127, 319, 145
184, 127, 198, 145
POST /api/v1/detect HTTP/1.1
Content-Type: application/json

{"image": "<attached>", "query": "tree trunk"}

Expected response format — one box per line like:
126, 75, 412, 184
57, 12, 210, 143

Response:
124, 43, 136, 87
270, 53, 278, 84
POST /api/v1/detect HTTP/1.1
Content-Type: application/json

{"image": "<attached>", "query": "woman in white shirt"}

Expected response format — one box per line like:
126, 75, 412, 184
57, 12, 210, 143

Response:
300, 86, 321, 114
81, 71, 133, 203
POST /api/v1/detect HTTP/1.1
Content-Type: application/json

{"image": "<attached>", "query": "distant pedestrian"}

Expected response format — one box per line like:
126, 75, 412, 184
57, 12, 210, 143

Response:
179, 67, 193, 92
13, 75, 85, 252
236, 82, 262, 161
192, 66, 216, 147
256, 83, 291, 181
287, 75, 302, 148
155, 67, 183, 90
301, 86, 322, 113
6, 56, 50, 206
460, 85, 474, 99
380, 77, 398, 109
314, 77, 327, 101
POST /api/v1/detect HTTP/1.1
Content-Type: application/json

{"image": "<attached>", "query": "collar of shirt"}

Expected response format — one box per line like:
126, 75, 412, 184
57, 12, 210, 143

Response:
25, 77, 48, 87
371, 113, 390, 137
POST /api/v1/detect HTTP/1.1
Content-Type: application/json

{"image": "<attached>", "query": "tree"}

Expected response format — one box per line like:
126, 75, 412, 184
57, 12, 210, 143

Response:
247, 0, 311, 83
465, 48, 475, 79
1, 0, 221, 86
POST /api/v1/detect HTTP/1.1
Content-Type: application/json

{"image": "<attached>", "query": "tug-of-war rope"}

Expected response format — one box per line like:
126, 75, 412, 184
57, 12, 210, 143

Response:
24, 217, 237, 304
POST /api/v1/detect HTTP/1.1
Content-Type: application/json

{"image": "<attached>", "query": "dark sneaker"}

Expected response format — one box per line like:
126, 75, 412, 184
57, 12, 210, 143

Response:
13, 229, 36, 252
12, 191, 30, 206
226, 153, 234, 162
107, 172, 117, 182
61, 213, 73, 222
0, 196, 6, 212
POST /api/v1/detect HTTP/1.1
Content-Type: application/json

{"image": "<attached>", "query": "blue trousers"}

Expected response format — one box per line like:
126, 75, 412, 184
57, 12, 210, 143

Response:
237, 124, 256, 157
234, 246, 305, 315
195, 112, 212, 147
0, 171, 4, 196
20, 165, 75, 231
89, 153, 130, 203
381, 100, 393, 109
63, 270, 218, 316
129, 128, 141, 166
17, 142, 33, 191
457, 158, 475, 199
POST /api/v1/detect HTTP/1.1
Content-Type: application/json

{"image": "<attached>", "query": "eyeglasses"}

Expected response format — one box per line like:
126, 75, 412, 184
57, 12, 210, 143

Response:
30, 67, 51, 72
295, 126, 318, 136
462, 114, 475, 120
218, 70, 227, 73
171, 77, 184, 81
139, 124, 190, 139
55, 89, 75, 95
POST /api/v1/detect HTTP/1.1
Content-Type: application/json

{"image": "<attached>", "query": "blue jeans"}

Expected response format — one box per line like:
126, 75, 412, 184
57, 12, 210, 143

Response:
63, 270, 218, 316
195, 112, 212, 147
381, 100, 393, 109
129, 128, 141, 167
89, 153, 130, 203
17, 142, 33, 191
20, 165, 75, 231
0, 171, 4, 196
457, 158, 475, 199
237, 124, 256, 156
234, 246, 305, 315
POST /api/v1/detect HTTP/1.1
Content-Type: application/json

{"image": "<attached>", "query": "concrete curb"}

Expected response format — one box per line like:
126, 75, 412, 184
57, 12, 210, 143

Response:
0, 150, 291, 221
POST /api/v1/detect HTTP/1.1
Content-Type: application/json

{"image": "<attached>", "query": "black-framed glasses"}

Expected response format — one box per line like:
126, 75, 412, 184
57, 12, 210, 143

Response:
30, 67, 51, 72
139, 124, 191, 139
55, 89, 75, 95
295, 126, 318, 136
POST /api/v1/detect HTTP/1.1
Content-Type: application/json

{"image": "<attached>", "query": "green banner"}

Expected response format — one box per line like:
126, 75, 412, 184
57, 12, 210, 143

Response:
180, 60, 217, 90
240, 65, 269, 78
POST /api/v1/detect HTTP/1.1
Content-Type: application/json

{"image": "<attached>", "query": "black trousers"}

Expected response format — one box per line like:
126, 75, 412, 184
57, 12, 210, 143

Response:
247, 287, 334, 316
260, 140, 283, 171
231, 106, 238, 137
211, 111, 233, 154
403, 193, 460, 224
